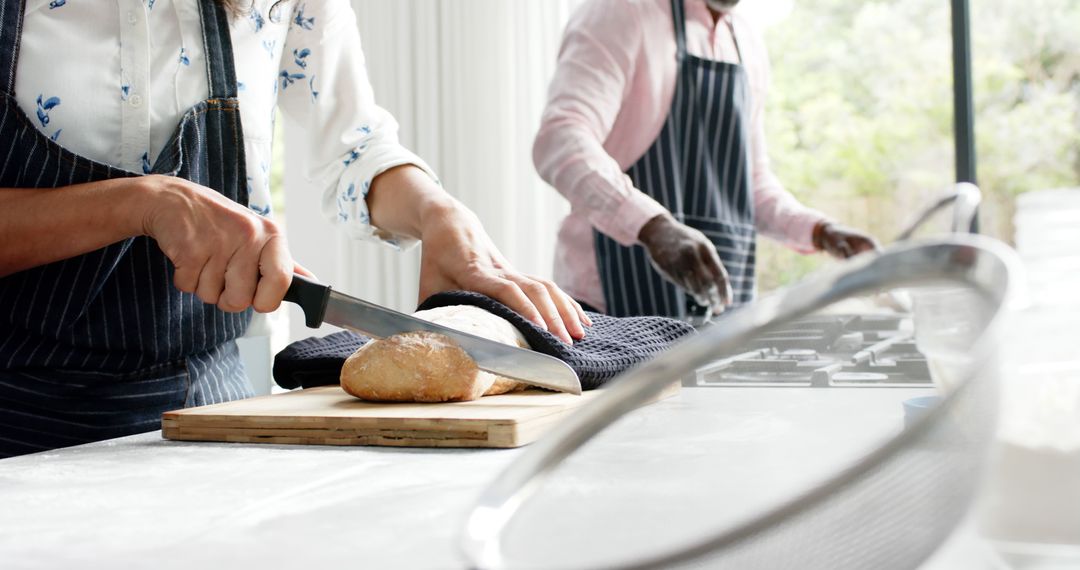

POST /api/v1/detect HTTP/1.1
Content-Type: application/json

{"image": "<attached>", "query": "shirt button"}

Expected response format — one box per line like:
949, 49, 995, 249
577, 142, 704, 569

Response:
129, 94, 143, 108
127, 11, 138, 25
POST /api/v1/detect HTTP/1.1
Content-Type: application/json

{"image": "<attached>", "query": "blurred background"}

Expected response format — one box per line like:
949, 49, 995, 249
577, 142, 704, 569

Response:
754, 0, 1080, 289
263, 0, 1079, 355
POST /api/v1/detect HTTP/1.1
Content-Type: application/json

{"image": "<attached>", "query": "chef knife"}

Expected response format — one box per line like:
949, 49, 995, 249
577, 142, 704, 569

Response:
283, 274, 582, 395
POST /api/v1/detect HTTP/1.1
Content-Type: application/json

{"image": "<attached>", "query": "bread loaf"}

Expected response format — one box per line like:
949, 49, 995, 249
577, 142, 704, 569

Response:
339, 305, 530, 402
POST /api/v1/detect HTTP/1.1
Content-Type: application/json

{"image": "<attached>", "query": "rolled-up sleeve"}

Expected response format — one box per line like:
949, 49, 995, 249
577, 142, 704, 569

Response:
533, 0, 668, 247
746, 23, 829, 253
276, 0, 436, 249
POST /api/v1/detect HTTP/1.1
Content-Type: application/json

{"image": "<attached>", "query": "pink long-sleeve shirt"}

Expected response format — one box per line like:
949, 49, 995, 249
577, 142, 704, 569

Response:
534, 0, 829, 312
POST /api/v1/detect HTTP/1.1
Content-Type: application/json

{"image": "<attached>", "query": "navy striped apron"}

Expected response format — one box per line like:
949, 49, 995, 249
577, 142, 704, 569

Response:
594, 0, 756, 318
0, 0, 253, 458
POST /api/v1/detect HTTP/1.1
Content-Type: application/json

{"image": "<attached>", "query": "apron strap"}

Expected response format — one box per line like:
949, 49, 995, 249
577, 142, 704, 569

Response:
670, 0, 687, 62
197, 0, 240, 100
725, 16, 744, 64
0, 0, 26, 96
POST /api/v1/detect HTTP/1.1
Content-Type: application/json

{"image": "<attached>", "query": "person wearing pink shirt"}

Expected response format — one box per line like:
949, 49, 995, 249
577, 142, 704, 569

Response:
534, 0, 878, 318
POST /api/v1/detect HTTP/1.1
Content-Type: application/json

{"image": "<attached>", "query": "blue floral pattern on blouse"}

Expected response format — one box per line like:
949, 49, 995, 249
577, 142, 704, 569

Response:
249, 9, 265, 32
262, 39, 278, 59
35, 94, 60, 126
279, 70, 304, 90
292, 48, 310, 69
35, 94, 62, 141
293, 5, 314, 30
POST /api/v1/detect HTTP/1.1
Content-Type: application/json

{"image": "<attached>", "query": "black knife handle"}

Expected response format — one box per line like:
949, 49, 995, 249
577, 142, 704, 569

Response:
283, 274, 332, 328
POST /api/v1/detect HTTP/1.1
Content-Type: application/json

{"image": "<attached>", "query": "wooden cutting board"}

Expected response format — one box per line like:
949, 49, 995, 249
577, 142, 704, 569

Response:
162, 384, 679, 449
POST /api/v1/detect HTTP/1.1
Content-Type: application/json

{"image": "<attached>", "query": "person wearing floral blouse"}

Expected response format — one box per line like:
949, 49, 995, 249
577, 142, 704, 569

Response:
0, 0, 587, 458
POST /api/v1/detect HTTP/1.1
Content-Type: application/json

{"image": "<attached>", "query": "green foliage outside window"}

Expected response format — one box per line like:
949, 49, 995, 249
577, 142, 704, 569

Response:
757, 0, 1080, 290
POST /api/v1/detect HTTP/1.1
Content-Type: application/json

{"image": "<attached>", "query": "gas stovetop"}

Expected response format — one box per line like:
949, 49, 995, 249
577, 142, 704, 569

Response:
691, 314, 933, 388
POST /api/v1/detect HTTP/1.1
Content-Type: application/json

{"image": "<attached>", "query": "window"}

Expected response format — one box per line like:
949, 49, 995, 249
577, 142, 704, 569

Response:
752, 0, 1080, 290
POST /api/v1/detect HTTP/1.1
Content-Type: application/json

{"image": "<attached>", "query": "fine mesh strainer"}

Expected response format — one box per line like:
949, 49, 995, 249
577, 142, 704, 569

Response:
460, 235, 1021, 570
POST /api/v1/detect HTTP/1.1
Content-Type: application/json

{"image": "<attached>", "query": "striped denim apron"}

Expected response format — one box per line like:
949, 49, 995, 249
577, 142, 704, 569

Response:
594, 0, 756, 318
0, 0, 253, 458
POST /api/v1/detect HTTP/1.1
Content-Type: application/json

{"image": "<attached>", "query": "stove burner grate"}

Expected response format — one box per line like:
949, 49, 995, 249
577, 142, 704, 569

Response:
694, 314, 934, 388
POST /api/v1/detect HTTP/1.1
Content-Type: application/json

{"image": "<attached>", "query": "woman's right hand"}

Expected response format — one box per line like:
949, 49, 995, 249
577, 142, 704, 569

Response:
137, 175, 295, 314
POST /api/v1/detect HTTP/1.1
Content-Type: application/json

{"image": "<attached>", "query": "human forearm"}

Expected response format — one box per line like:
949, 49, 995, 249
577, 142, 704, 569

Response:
1, 175, 297, 313
0, 179, 145, 278
365, 165, 457, 240
747, 90, 828, 253
751, 170, 828, 253
533, 2, 657, 246
534, 121, 668, 247
364, 164, 589, 342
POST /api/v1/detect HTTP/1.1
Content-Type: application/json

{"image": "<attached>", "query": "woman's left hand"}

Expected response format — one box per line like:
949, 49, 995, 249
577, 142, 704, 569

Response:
365, 165, 590, 343
417, 202, 590, 344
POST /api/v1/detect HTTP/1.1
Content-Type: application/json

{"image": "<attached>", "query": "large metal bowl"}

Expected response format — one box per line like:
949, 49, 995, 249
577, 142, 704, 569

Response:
460, 235, 1021, 569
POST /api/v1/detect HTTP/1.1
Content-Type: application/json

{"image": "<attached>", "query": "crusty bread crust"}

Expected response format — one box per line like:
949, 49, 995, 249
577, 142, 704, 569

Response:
339, 306, 529, 402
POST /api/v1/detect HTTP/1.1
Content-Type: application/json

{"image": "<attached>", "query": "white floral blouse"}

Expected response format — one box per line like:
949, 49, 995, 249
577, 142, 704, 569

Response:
16, 0, 433, 247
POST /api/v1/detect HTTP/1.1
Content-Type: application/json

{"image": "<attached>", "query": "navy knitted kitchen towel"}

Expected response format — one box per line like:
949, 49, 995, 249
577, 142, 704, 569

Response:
273, 291, 696, 391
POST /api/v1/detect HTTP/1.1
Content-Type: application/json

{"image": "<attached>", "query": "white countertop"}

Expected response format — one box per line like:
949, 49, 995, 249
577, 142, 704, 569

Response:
0, 387, 1014, 569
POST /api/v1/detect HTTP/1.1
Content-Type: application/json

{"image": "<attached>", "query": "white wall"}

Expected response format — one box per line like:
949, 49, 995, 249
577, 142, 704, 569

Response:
282, 0, 580, 343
